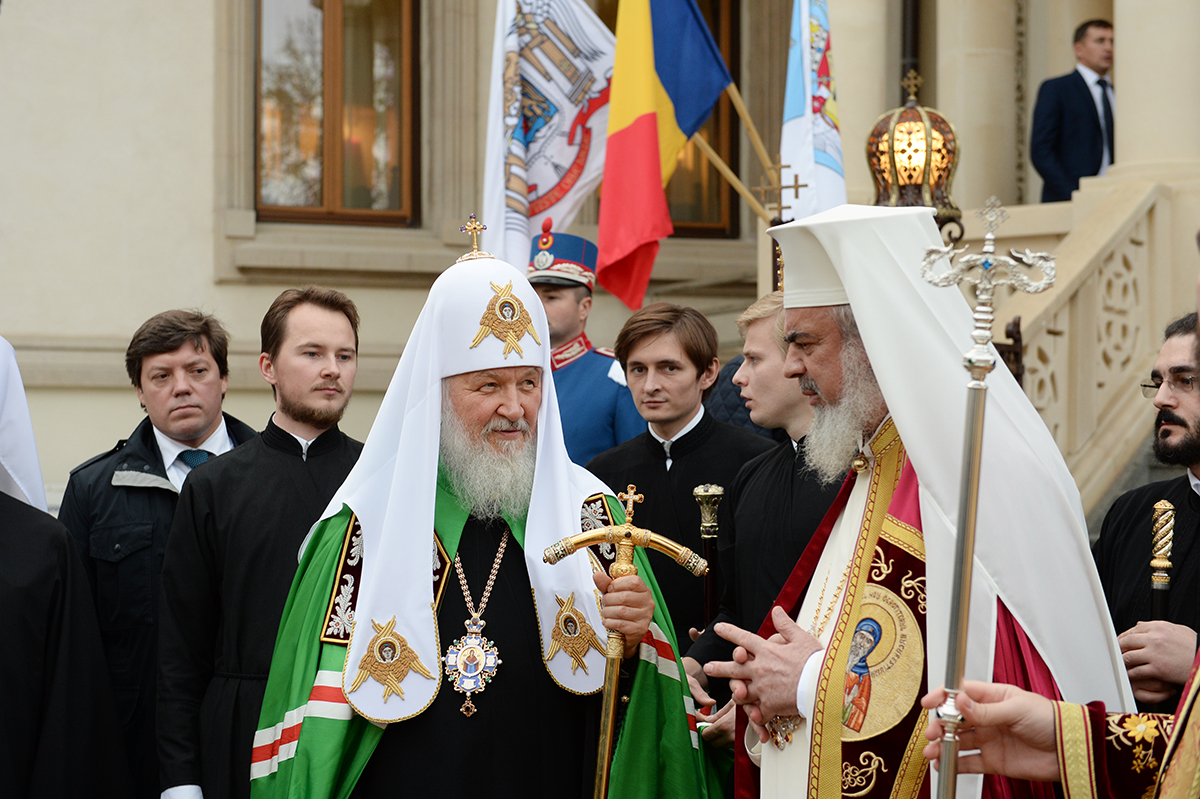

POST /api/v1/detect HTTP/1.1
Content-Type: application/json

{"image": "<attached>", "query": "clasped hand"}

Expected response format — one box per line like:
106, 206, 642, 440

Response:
702, 606, 822, 742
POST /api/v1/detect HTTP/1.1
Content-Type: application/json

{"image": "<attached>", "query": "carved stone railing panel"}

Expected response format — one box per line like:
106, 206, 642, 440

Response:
1095, 218, 1148, 402
1023, 308, 1068, 446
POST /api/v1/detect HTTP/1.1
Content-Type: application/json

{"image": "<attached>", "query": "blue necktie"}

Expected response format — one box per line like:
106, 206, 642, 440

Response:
1097, 77, 1115, 160
178, 449, 212, 469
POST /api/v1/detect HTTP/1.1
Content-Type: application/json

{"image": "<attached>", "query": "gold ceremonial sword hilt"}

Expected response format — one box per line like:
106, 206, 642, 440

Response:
543, 485, 707, 799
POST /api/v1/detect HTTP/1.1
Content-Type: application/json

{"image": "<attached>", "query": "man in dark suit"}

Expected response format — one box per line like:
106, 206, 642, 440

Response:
1030, 19, 1115, 202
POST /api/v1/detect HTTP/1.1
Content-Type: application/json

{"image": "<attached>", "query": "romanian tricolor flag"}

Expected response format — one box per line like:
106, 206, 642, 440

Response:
596, 0, 732, 309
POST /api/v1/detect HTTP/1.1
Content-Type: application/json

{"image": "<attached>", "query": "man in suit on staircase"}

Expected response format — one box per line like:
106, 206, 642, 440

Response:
1030, 19, 1115, 202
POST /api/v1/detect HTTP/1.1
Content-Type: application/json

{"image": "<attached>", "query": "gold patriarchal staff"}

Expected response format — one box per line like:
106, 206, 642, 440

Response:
694, 484, 724, 624
919, 197, 1056, 799
543, 485, 707, 799
1151, 500, 1175, 620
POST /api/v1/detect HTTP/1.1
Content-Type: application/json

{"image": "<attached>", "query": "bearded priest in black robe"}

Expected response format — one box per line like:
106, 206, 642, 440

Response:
157, 288, 363, 799
1094, 311, 1200, 713
249, 250, 716, 799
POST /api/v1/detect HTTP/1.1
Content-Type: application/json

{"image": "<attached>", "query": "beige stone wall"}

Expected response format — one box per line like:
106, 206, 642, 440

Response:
0, 0, 1195, 513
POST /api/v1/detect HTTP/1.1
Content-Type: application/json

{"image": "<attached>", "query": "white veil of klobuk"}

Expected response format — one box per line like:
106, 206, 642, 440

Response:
0, 336, 47, 510
772, 205, 1134, 720
324, 256, 615, 723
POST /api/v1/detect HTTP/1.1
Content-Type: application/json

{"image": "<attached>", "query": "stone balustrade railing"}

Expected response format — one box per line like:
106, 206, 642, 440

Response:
977, 183, 1173, 514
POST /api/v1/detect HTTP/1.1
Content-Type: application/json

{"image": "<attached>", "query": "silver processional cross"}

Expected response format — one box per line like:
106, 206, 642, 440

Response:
919, 196, 1055, 799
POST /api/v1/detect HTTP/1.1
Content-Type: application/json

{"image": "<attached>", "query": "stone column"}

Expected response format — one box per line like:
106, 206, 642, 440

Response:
829, 0, 895, 205
935, 0, 1019, 207
1107, 0, 1200, 177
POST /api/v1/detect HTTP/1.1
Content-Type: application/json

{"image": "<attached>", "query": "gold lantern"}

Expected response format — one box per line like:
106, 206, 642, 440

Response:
866, 70, 962, 239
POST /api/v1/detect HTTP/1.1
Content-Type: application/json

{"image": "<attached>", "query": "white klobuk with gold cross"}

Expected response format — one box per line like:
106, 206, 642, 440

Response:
320, 246, 616, 724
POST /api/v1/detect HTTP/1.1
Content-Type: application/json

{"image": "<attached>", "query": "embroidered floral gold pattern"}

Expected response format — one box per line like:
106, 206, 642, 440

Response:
900, 571, 927, 615
870, 546, 893, 582
842, 751, 888, 797
1107, 714, 1163, 775
1107, 713, 1159, 748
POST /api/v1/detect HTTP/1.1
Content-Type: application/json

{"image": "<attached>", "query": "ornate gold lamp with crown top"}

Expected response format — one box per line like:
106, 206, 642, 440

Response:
867, 70, 963, 241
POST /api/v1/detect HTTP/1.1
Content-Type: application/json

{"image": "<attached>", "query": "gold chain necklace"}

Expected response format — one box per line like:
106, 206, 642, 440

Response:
808, 559, 852, 639
443, 529, 508, 716
768, 558, 854, 750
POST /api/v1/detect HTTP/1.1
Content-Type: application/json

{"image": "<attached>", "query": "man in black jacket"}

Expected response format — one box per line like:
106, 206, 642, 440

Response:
587, 303, 773, 654
59, 310, 256, 799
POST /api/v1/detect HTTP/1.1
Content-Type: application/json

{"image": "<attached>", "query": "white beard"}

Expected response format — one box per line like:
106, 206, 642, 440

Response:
439, 393, 537, 521
801, 337, 887, 485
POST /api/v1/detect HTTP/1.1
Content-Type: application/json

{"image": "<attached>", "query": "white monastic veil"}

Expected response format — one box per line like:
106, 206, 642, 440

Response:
774, 205, 1134, 792
316, 257, 614, 724
0, 336, 47, 510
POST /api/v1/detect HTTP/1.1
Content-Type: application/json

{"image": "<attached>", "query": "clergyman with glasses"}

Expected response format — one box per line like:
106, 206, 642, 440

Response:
1093, 311, 1200, 713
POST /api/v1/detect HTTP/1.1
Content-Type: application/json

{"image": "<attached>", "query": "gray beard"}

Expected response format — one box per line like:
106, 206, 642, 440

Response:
439, 394, 537, 522
800, 337, 887, 485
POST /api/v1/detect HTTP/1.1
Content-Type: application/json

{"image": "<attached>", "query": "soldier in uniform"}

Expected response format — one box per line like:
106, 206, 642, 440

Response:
526, 218, 643, 464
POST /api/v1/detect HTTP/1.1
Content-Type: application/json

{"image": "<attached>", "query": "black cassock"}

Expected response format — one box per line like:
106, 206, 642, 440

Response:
352, 515, 602, 799
158, 419, 361, 798
1094, 474, 1200, 713
687, 437, 844, 671
586, 412, 773, 652
0, 491, 131, 798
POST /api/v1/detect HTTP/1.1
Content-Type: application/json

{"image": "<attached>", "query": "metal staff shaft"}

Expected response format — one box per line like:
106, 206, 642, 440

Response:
935, 365, 990, 798
543, 485, 708, 799
920, 197, 1056, 799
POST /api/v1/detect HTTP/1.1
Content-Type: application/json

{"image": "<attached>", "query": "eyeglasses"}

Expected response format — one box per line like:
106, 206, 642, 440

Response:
1141, 375, 1198, 398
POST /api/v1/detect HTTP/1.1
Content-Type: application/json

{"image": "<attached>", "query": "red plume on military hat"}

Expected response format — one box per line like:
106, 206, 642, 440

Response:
526, 218, 598, 291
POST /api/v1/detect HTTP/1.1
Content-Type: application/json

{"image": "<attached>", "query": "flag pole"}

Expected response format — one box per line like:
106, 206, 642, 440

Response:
691, 134, 772, 224
725, 83, 779, 184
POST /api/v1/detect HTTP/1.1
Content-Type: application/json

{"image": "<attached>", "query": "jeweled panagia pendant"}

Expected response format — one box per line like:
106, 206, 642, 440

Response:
444, 615, 500, 716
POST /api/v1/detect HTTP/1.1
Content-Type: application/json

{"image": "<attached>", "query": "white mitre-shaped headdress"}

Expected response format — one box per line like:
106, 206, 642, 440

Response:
327, 255, 613, 723
770, 205, 1132, 734
0, 336, 46, 511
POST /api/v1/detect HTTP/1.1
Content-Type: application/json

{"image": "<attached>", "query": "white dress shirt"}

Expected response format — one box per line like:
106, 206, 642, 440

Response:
153, 418, 234, 491
1076, 63, 1115, 174
648, 404, 705, 470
